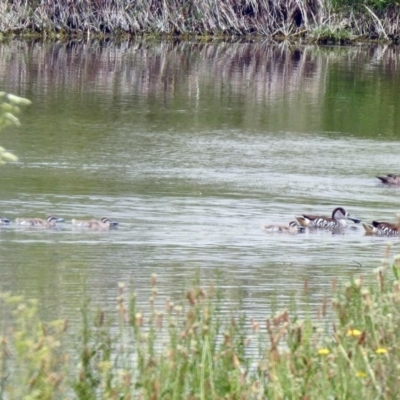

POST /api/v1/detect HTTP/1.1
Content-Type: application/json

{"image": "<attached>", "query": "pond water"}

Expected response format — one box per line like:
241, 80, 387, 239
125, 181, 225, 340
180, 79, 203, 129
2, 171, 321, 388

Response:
0, 40, 399, 325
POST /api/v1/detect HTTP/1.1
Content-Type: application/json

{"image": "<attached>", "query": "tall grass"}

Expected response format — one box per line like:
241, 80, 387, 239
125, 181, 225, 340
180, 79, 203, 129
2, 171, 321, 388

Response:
1, 252, 400, 398
0, 0, 399, 41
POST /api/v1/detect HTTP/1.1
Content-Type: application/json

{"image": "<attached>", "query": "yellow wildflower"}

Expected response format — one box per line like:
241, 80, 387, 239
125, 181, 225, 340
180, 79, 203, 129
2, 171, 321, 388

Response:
375, 348, 388, 355
356, 371, 367, 378
347, 329, 362, 337
318, 348, 330, 355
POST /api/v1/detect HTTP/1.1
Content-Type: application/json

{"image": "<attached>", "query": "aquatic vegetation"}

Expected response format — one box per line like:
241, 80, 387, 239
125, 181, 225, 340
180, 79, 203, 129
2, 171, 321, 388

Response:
0, 92, 31, 165
1, 253, 400, 398
308, 24, 352, 44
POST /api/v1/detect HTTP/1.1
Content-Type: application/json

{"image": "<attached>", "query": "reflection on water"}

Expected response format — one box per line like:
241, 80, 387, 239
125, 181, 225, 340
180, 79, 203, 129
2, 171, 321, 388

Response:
0, 40, 399, 327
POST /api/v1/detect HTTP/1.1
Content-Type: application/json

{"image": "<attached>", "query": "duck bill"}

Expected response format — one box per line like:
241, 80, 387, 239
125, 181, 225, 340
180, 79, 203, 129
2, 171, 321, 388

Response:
56, 217, 65, 223
349, 217, 361, 224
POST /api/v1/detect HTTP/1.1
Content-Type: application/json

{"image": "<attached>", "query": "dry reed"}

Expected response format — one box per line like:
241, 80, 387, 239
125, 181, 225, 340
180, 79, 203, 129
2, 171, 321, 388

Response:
1, 0, 399, 41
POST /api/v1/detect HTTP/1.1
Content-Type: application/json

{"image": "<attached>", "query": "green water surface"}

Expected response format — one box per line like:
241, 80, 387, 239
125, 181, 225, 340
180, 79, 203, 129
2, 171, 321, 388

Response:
0, 40, 399, 323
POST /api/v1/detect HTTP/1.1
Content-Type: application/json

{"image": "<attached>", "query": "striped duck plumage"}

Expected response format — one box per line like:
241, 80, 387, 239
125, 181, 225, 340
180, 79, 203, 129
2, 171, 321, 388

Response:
376, 174, 400, 185
71, 217, 119, 229
296, 207, 360, 230
15, 215, 65, 227
263, 221, 305, 234
362, 221, 399, 236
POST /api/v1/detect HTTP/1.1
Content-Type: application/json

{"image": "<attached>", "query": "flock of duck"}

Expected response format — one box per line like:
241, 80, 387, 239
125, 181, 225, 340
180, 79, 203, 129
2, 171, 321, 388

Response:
0, 216, 118, 229
263, 174, 400, 236
1, 174, 399, 234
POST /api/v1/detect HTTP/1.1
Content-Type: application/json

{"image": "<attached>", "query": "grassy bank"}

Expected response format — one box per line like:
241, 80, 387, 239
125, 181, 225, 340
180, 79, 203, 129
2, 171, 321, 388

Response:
1, 251, 400, 398
0, 0, 399, 43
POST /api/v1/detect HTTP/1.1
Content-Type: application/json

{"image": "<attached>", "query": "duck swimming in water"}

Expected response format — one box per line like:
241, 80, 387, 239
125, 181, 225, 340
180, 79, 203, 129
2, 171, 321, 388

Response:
15, 216, 65, 227
71, 217, 119, 229
296, 207, 360, 230
362, 220, 399, 236
0, 216, 10, 224
376, 174, 400, 185
263, 221, 305, 234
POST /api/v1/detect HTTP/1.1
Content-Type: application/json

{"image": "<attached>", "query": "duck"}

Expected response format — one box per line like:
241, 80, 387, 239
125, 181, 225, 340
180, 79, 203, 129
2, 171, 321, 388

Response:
296, 207, 360, 229
15, 215, 65, 227
263, 221, 305, 234
0, 216, 10, 224
362, 221, 399, 236
376, 174, 400, 185
71, 217, 119, 229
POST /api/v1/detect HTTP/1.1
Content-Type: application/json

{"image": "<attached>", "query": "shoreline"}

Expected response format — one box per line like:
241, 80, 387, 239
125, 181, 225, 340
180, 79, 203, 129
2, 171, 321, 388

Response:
0, 31, 396, 46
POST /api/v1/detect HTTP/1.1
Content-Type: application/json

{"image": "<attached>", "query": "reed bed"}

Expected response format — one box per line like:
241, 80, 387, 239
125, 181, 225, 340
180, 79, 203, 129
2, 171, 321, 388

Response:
0, 0, 399, 42
1, 250, 400, 398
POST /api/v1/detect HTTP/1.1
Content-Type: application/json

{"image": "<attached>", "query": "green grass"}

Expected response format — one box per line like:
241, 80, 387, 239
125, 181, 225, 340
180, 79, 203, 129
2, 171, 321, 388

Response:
1, 251, 400, 398
308, 25, 352, 44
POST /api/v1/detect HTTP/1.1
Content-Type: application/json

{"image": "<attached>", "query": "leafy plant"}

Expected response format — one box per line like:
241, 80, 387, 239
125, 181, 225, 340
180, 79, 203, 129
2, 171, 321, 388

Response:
0, 92, 31, 164
0, 294, 68, 399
